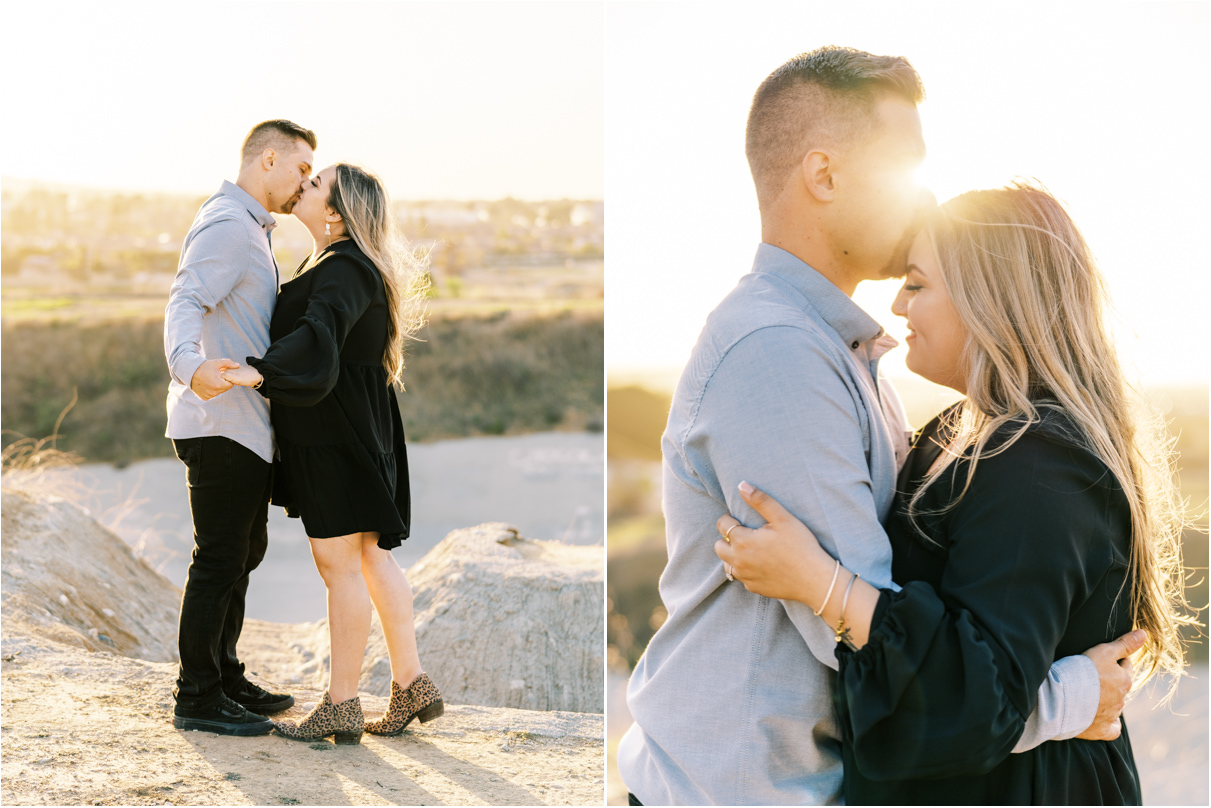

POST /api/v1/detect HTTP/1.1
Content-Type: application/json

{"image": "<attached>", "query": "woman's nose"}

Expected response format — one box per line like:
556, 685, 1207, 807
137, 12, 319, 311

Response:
891, 289, 907, 317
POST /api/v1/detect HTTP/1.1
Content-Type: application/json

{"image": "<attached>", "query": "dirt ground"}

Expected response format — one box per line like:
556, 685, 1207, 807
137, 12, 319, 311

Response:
0, 484, 605, 806
1, 626, 604, 806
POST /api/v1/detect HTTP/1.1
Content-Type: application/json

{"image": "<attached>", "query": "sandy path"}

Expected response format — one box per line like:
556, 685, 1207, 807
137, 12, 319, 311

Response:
1, 481, 606, 806
1, 630, 604, 806
56, 432, 604, 624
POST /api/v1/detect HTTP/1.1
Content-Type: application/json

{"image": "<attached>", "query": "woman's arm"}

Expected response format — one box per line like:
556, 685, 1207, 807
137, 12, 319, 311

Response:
716, 433, 1130, 779
241, 255, 380, 407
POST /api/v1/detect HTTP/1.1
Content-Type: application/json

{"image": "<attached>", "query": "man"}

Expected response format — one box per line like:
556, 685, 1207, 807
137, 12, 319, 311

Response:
617, 48, 1141, 805
164, 120, 316, 736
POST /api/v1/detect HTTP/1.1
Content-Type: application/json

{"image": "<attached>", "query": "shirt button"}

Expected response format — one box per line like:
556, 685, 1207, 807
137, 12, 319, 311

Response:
851, 340, 860, 350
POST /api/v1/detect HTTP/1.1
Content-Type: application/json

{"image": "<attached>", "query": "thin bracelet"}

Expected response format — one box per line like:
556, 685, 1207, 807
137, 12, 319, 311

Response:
814, 559, 842, 616
252, 376, 264, 390
835, 572, 860, 648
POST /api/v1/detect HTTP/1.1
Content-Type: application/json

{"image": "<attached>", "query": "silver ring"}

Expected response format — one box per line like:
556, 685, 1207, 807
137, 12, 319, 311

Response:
725, 563, 735, 582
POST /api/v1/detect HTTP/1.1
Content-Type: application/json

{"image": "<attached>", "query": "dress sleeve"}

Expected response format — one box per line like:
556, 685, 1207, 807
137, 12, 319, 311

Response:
835, 431, 1122, 780
247, 255, 379, 407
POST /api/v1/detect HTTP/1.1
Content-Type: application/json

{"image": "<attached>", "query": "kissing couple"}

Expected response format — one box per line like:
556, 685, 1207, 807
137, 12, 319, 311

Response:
163, 120, 442, 743
619, 48, 1191, 805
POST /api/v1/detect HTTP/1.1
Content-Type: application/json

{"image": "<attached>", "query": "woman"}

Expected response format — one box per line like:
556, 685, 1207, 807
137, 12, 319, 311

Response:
223, 163, 442, 744
715, 183, 1192, 804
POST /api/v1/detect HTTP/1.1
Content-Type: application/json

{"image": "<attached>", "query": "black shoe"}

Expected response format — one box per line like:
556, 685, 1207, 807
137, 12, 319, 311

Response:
173, 693, 274, 736
226, 679, 295, 714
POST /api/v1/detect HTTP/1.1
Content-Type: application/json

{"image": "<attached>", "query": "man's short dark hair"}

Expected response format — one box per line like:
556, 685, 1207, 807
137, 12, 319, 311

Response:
240, 120, 317, 168
745, 46, 923, 208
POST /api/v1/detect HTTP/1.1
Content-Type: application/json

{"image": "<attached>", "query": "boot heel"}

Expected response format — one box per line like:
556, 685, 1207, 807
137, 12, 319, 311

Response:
417, 699, 445, 724
335, 731, 363, 745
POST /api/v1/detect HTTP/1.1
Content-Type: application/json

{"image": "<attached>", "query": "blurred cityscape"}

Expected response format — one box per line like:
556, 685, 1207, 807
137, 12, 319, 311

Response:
1, 178, 605, 461
1, 178, 604, 307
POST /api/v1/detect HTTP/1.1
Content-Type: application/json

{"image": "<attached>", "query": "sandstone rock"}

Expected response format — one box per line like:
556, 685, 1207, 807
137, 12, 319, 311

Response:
362, 523, 604, 713
0, 488, 180, 663
1, 487, 604, 716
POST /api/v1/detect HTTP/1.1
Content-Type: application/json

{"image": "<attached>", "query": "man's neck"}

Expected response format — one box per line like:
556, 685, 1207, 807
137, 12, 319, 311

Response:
234, 172, 272, 214
760, 216, 860, 297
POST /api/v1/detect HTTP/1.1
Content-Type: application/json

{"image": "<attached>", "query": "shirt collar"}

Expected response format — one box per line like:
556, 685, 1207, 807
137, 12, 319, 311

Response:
218, 179, 277, 233
751, 242, 886, 351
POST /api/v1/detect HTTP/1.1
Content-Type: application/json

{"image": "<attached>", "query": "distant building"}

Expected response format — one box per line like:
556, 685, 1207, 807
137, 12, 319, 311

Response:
571, 202, 604, 227
398, 205, 483, 227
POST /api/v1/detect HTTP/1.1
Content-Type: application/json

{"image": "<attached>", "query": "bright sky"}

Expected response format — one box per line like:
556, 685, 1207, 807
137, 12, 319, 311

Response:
606, 1, 1209, 388
1, 1, 604, 200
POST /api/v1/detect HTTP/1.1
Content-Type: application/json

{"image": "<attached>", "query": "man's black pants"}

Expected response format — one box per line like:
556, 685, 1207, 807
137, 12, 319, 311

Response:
172, 436, 272, 709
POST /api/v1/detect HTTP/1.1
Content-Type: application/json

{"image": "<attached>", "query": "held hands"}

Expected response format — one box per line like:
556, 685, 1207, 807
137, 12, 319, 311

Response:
714, 481, 830, 601
1076, 629, 1146, 741
190, 358, 239, 400
221, 364, 264, 388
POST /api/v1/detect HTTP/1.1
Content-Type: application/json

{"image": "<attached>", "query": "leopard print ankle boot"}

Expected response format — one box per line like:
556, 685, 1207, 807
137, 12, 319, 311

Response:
272, 691, 364, 744
365, 673, 444, 736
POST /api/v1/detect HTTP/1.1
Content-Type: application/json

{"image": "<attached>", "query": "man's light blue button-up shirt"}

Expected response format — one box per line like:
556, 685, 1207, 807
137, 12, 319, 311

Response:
618, 244, 1097, 806
164, 180, 278, 462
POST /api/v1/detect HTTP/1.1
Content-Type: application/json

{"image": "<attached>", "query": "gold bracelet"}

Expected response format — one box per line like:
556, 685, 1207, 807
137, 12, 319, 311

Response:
835, 572, 860, 649
252, 376, 263, 390
814, 559, 842, 616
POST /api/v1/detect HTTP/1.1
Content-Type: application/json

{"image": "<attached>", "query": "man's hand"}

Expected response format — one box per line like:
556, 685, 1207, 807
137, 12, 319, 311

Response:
190, 358, 239, 400
1076, 629, 1146, 740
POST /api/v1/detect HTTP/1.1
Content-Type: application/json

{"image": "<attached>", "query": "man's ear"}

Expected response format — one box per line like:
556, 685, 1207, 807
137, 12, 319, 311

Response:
801, 149, 836, 202
260, 148, 276, 171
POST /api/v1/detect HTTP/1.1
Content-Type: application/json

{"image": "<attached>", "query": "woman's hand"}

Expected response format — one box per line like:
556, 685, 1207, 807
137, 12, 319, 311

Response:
221, 364, 264, 388
717, 481, 878, 648
714, 481, 833, 603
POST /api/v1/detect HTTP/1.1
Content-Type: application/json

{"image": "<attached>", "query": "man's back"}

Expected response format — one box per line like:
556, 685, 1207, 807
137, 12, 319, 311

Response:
618, 244, 906, 805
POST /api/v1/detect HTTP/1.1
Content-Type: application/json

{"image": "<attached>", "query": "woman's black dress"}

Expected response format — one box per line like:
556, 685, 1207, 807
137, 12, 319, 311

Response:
834, 407, 1141, 805
247, 239, 409, 551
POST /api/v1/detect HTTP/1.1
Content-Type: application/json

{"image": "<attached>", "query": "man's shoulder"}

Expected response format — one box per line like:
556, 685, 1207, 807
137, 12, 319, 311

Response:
695, 274, 845, 370
188, 193, 256, 239
714, 271, 832, 333
665, 274, 855, 441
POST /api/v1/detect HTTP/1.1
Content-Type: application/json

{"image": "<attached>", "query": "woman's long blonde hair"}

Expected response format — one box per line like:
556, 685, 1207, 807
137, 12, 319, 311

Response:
327, 163, 429, 388
912, 180, 1195, 689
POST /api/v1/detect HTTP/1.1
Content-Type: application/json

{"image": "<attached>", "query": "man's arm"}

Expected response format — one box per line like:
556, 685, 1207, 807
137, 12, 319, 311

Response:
1013, 630, 1143, 751
164, 216, 251, 396
690, 327, 894, 668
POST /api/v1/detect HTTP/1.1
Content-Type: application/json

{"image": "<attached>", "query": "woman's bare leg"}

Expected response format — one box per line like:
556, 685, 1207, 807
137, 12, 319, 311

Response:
310, 534, 372, 703
361, 535, 423, 686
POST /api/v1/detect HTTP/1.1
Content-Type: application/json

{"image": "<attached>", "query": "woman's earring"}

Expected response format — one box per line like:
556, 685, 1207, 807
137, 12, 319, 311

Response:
325, 221, 331, 246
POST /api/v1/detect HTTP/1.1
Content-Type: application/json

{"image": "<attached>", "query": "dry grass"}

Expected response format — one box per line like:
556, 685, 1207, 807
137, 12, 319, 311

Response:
0, 392, 84, 497
1, 310, 603, 465
401, 308, 604, 439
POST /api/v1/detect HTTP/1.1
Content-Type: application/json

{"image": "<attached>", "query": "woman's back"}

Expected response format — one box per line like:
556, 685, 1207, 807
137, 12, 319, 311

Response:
838, 409, 1140, 805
